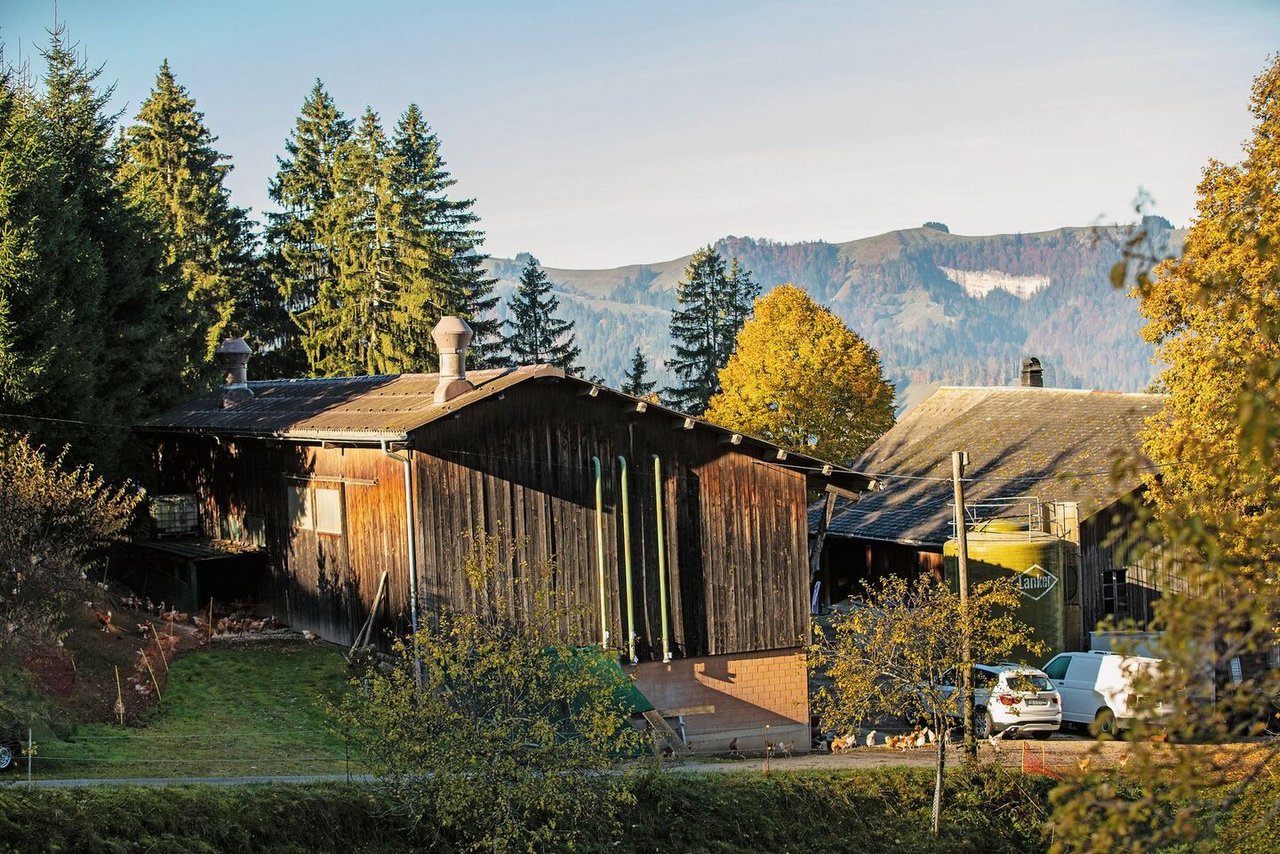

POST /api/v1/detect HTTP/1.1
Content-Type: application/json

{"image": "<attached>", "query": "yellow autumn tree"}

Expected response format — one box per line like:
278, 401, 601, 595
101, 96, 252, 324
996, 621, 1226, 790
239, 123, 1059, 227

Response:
1138, 54, 1280, 566
704, 285, 894, 463
1050, 54, 1280, 853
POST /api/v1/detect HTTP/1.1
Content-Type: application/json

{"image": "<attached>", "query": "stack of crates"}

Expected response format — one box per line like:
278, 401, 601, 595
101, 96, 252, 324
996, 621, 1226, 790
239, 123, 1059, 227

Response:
150, 494, 198, 537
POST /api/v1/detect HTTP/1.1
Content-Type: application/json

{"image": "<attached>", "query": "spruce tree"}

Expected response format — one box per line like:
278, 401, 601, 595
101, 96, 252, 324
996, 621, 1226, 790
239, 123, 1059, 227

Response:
117, 60, 258, 387
324, 107, 404, 376
391, 104, 499, 368
664, 246, 756, 414
28, 28, 173, 472
621, 347, 656, 397
502, 257, 582, 373
267, 80, 352, 376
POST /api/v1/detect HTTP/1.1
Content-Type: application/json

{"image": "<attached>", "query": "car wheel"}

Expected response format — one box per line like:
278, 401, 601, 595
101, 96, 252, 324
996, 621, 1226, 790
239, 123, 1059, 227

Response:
0, 743, 15, 772
974, 708, 993, 740
1032, 730, 1054, 741
1090, 708, 1116, 738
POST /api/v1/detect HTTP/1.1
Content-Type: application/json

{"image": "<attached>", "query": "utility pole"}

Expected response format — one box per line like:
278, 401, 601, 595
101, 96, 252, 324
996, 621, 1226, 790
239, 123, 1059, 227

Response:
952, 451, 976, 760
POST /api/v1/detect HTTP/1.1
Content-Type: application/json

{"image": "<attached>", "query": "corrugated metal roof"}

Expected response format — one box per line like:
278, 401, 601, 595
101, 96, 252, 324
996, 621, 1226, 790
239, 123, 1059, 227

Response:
138, 365, 559, 442
815, 386, 1164, 546
138, 364, 870, 492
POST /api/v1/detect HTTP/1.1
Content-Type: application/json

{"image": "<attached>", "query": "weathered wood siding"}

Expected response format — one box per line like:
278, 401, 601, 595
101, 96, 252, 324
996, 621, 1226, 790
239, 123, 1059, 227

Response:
409, 379, 811, 658
151, 438, 410, 644
150, 377, 811, 657
1077, 497, 1187, 635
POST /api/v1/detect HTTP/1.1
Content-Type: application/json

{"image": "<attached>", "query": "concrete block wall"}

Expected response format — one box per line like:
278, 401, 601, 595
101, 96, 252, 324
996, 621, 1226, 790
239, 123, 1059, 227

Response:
629, 647, 810, 753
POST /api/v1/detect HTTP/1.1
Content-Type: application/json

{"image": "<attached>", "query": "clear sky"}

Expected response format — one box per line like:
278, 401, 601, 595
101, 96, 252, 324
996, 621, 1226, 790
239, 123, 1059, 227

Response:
6, 0, 1278, 268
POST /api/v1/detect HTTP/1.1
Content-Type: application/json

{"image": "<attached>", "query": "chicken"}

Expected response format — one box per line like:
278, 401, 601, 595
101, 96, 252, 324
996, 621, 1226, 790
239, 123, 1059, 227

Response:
864, 729, 877, 748
1077, 757, 1091, 772
302, 629, 319, 642
914, 729, 928, 749
924, 726, 936, 745
830, 736, 849, 753
728, 737, 743, 758
94, 609, 113, 632
776, 741, 794, 758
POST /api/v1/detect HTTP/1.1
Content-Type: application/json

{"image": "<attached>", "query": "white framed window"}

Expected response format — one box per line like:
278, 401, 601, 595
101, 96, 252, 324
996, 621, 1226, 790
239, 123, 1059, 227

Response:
313, 487, 343, 535
287, 483, 343, 535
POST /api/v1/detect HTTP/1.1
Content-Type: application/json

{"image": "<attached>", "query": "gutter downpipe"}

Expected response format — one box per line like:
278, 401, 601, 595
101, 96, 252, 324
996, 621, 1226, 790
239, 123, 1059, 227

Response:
592, 457, 610, 649
618, 456, 638, 664
382, 439, 422, 688
653, 454, 671, 662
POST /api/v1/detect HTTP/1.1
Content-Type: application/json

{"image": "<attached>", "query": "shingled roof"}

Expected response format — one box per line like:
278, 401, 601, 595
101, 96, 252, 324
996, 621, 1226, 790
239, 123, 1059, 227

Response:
818, 386, 1164, 546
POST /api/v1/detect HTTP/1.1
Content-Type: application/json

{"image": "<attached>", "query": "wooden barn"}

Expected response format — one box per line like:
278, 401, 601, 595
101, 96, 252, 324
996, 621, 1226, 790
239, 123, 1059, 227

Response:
135, 318, 867, 749
812, 361, 1173, 649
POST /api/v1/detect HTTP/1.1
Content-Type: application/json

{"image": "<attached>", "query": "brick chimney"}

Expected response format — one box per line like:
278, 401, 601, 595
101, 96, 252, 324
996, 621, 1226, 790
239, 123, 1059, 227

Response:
1021, 356, 1044, 388
216, 337, 254, 408
432, 316, 475, 404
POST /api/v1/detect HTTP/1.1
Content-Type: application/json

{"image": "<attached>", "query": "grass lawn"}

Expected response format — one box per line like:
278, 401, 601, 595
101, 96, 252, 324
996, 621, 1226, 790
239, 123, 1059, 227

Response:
29, 641, 358, 779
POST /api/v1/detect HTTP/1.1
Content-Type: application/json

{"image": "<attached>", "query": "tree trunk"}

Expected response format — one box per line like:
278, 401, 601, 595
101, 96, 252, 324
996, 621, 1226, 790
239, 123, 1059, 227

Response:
932, 714, 946, 836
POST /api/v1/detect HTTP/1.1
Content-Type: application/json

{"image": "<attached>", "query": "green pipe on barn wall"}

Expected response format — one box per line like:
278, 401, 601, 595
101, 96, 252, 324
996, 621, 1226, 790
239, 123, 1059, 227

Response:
653, 454, 671, 662
618, 456, 638, 664
592, 456, 609, 649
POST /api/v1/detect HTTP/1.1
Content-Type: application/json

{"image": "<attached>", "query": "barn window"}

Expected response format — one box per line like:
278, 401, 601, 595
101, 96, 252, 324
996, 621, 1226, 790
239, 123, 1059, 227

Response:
1101, 568, 1128, 619
286, 483, 343, 535
313, 487, 343, 534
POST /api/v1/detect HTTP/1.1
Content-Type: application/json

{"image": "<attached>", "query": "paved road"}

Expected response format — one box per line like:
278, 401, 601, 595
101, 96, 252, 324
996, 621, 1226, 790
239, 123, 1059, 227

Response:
2, 737, 1123, 788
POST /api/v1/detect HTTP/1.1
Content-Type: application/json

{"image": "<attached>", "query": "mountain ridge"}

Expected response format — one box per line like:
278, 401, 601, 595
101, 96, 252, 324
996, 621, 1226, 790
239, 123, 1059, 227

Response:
484, 223, 1180, 413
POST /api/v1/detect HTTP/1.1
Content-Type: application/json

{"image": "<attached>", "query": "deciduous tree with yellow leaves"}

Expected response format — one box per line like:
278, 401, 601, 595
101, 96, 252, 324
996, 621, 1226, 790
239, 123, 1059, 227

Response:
1050, 54, 1280, 853
704, 285, 894, 463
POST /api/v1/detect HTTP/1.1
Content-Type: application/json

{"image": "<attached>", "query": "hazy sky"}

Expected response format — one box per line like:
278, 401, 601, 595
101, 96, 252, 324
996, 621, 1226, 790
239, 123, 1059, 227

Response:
6, 1, 1278, 267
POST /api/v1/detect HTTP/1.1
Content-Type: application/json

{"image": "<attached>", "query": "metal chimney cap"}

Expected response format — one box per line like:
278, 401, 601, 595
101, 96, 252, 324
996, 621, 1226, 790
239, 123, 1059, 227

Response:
431, 316, 473, 352
216, 337, 252, 356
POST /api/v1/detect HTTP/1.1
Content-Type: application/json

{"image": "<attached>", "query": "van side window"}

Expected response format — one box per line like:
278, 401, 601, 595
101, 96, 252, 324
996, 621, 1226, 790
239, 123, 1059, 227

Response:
1043, 656, 1070, 680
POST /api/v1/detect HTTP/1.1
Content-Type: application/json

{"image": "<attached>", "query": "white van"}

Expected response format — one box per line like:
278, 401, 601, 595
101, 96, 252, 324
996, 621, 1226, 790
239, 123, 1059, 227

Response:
1041, 651, 1170, 734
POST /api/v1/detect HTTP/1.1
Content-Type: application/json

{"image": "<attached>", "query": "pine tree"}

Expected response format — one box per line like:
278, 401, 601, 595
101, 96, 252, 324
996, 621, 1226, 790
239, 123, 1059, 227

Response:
664, 246, 756, 414
391, 104, 500, 368
0, 61, 69, 418
312, 107, 405, 376
117, 60, 258, 387
25, 27, 174, 472
502, 257, 582, 372
267, 80, 352, 376
620, 347, 656, 397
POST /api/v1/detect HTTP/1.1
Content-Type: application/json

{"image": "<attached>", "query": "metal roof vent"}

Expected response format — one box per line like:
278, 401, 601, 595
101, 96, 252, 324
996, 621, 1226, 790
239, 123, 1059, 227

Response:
1021, 356, 1044, 388
432, 316, 475, 404
216, 337, 254, 409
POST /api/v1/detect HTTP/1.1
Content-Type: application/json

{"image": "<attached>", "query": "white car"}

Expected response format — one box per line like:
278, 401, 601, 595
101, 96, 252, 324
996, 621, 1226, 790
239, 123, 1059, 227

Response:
933, 664, 1063, 739
1042, 650, 1171, 735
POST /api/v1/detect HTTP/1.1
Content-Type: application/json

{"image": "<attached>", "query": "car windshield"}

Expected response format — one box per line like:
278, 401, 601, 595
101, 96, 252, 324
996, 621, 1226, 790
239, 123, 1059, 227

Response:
1004, 673, 1053, 693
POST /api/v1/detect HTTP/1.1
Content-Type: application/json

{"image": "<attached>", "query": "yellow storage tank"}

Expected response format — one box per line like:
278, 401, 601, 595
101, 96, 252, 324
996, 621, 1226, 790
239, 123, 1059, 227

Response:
943, 520, 1067, 662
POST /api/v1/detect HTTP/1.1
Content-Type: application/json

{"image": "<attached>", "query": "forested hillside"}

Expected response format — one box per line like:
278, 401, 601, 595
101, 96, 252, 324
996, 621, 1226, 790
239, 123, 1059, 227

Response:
488, 221, 1179, 410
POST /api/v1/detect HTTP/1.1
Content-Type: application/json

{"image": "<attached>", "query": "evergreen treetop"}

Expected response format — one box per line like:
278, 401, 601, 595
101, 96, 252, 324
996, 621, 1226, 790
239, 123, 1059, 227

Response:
664, 246, 757, 414
118, 59, 258, 386
502, 256, 582, 373
621, 347, 656, 398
